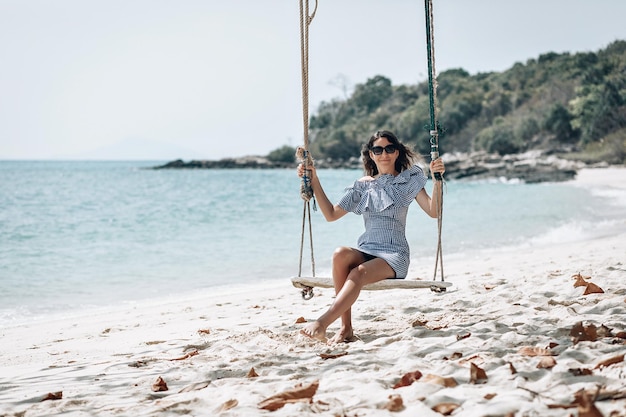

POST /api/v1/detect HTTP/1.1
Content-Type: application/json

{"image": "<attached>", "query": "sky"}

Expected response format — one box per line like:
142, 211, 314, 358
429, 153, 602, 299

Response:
1, 0, 625, 161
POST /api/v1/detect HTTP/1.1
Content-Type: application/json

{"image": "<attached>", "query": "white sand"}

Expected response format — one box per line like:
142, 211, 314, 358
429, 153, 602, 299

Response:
1, 167, 625, 417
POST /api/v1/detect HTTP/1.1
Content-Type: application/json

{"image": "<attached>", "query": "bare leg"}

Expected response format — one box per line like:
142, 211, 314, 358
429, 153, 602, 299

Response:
300, 248, 394, 343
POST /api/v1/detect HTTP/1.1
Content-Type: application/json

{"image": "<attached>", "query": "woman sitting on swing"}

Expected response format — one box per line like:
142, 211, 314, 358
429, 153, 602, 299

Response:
297, 130, 445, 344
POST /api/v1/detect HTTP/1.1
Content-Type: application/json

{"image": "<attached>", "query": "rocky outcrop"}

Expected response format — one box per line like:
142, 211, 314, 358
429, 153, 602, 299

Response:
151, 150, 585, 183
441, 151, 584, 183
152, 156, 292, 170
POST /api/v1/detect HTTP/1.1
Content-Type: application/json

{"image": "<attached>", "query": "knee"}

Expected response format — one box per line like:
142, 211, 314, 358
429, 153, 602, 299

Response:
347, 264, 368, 287
332, 246, 353, 267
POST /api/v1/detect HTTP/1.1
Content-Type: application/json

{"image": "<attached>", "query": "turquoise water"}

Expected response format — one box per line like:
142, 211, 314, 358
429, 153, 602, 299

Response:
1, 161, 623, 325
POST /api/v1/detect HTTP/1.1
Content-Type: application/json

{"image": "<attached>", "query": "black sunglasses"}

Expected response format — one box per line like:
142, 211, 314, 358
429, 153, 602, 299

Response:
370, 145, 397, 155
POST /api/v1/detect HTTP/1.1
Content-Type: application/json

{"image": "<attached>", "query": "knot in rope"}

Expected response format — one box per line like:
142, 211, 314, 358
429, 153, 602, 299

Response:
295, 146, 315, 202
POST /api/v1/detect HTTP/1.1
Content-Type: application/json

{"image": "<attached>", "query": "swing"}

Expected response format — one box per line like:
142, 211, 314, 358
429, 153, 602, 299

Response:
292, 0, 448, 300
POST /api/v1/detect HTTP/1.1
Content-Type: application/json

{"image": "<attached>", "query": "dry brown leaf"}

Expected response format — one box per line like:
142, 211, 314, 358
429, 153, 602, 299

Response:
583, 282, 604, 295
152, 376, 168, 392
573, 389, 603, 417
422, 374, 458, 387
508, 362, 517, 374
295, 316, 306, 324
537, 356, 557, 369
571, 322, 598, 344
197, 328, 210, 335
432, 402, 460, 415
547, 342, 559, 349
518, 346, 553, 356
470, 362, 488, 384
319, 351, 348, 360
458, 353, 482, 365
383, 394, 404, 411
443, 352, 463, 360
218, 399, 238, 412
41, 392, 63, 401
170, 349, 199, 361
572, 272, 589, 287
616, 331, 626, 339
594, 353, 624, 369
456, 332, 471, 341
484, 393, 497, 400
258, 380, 319, 411
393, 370, 423, 389
247, 367, 259, 378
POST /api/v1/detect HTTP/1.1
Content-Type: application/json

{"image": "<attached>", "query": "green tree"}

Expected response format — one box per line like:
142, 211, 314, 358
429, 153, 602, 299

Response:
267, 145, 297, 163
352, 75, 393, 113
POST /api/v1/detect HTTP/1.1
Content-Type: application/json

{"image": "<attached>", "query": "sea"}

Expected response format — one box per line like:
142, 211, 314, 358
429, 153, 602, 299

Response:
1, 160, 625, 327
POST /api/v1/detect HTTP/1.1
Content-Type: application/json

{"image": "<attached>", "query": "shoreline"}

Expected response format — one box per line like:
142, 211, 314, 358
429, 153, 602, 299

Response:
1, 166, 625, 416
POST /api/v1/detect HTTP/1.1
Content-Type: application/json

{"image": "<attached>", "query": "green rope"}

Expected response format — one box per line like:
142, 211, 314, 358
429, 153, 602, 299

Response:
423, 0, 445, 284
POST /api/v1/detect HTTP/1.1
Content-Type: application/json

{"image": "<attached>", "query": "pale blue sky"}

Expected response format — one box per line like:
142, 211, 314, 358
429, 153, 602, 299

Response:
1, 0, 625, 160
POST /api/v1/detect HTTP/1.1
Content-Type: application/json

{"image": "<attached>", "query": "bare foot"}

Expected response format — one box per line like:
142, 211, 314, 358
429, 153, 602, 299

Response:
300, 321, 327, 342
327, 327, 355, 344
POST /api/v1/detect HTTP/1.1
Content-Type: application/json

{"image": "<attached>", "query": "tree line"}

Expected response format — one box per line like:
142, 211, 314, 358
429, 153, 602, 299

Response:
269, 40, 626, 165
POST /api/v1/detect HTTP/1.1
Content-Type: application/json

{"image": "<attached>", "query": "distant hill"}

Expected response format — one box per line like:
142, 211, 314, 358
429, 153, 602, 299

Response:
300, 40, 626, 165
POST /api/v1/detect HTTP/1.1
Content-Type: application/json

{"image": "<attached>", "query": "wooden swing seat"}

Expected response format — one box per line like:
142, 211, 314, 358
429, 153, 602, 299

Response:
291, 276, 451, 299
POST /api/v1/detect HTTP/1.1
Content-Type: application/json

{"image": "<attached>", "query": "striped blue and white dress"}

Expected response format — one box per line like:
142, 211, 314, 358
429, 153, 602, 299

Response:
337, 165, 428, 278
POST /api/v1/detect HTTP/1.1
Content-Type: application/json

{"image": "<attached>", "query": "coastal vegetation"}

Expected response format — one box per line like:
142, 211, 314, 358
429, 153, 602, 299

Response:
271, 40, 626, 166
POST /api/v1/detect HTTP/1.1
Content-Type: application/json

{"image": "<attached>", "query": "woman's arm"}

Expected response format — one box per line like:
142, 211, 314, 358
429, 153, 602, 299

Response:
415, 159, 445, 218
297, 164, 348, 222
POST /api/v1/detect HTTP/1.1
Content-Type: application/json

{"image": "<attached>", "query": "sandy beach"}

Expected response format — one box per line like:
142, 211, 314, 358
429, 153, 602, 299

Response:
1, 167, 625, 417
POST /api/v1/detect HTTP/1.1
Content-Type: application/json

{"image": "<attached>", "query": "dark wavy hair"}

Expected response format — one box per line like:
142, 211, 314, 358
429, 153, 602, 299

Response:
361, 130, 418, 176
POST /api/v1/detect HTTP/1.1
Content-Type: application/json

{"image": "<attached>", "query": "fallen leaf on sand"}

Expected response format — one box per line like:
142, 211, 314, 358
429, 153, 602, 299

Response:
393, 370, 423, 389
594, 353, 624, 369
319, 351, 348, 360
295, 317, 306, 324
570, 322, 598, 344
573, 389, 603, 417
258, 380, 319, 411
572, 273, 604, 295
583, 282, 604, 295
383, 394, 404, 411
432, 402, 460, 415
616, 331, 626, 339
218, 399, 238, 412
42, 392, 62, 401
508, 362, 517, 374
443, 352, 463, 360
518, 346, 553, 356
470, 362, 488, 384
456, 332, 471, 341
422, 374, 458, 387
197, 328, 211, 335
152, 376, 168, 392
572, 272, 590, 287
537, 356, 557, 369
411, 319, 428, 327
247, 367, 259, 378
170, 350, 199, 361
484, 393, 497, 400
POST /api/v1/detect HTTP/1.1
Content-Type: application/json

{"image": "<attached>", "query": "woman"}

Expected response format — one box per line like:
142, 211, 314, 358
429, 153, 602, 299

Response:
297, 130, 445, 344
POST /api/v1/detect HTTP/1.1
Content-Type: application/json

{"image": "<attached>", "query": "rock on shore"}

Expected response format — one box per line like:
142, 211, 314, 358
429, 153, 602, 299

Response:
151, 150, 588, 183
